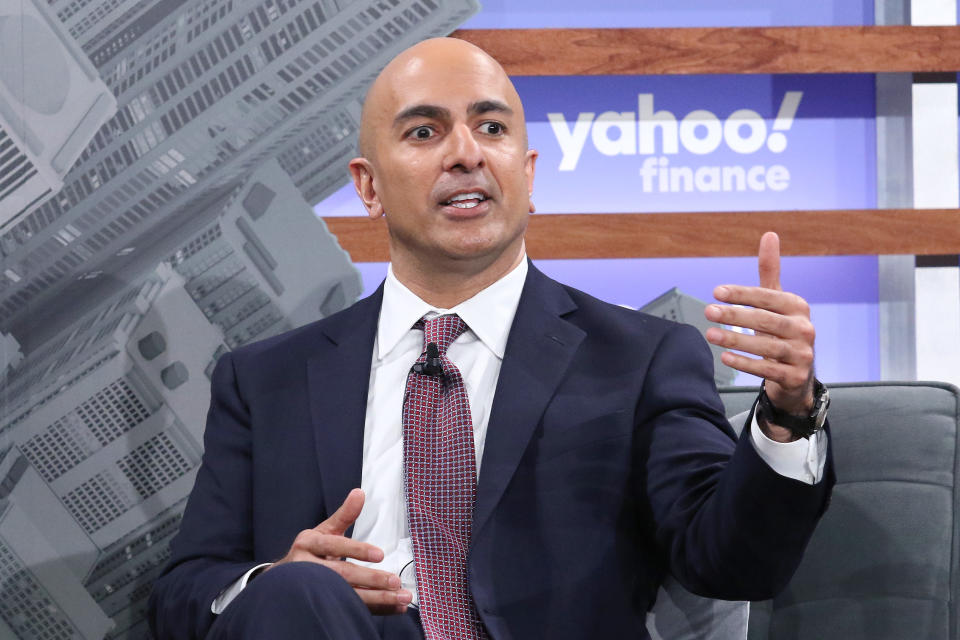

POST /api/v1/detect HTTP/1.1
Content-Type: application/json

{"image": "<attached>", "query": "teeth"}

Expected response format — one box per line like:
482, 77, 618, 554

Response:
451, 192, 483, 201
451, 201, 479, 209
446, 192, 485, 204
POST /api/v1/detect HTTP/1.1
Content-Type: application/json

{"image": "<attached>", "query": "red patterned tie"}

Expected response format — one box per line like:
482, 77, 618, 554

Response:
403, 314, 486, 639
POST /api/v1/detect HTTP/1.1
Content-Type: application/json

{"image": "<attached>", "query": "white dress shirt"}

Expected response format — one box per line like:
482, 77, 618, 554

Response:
213, 258, 826, 612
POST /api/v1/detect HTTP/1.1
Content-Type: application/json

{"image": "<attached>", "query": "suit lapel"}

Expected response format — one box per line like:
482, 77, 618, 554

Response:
307, 286, 382, 521
473, 264, 585, 539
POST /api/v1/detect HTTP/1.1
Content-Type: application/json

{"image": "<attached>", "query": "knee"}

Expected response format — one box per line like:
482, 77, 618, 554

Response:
210, 562, 375, 639
249, 561, 355, 602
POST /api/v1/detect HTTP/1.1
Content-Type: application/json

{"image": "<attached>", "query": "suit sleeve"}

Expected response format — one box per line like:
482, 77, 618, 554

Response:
148, 351, 262, 640
637, 323, 834, 601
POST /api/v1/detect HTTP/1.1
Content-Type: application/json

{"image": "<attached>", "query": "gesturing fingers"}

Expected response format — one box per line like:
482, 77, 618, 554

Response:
320, 558, 402, 592
356, 589, 410, 616
717, 350, 812, 391
705, 299, 815, 378
712, 285, 809, 319
315, 487, 365, 536
705, 302, 815, 343
705, 326, 814, 366
705, 231, 818, 419
288, 528, 385, 563
758, 231, 782, 291
319, 561, 411, 615
269, 488, 410, 616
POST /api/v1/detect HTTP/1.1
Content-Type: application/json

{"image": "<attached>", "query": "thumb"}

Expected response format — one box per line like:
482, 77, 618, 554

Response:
758, 231, 782, 291
315, 488, 364, 535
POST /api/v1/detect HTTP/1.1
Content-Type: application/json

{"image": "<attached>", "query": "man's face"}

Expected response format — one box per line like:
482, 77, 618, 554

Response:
350, 42, 537, 272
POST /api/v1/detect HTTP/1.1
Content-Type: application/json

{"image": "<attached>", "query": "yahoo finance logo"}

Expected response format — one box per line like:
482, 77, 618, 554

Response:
547, 92, 802, 194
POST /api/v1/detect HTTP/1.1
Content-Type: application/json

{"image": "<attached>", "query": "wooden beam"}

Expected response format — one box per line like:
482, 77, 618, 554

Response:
451, 26, 960, 75
324, 209, 960, 261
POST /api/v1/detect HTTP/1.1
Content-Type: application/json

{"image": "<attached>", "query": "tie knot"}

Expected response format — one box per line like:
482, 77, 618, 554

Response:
418, 314, 468, 355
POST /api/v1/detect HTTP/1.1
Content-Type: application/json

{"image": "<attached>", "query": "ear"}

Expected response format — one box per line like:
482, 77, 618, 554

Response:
348, 157, 384, 219
524, 149, 538, 213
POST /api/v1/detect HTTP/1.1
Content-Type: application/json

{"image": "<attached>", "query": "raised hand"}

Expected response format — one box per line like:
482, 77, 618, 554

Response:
269, 488, 411, 614
703, 231, 816, 442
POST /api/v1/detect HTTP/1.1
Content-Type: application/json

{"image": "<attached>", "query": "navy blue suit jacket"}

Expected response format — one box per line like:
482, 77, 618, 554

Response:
149, 263, 834, 640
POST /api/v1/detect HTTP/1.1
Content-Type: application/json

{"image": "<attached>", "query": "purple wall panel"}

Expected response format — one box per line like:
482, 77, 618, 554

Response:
516, 74, 877, 213
461, 0, 874, 29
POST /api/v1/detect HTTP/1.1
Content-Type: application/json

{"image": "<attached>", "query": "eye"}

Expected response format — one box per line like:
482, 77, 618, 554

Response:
408, 126, 434, 140
480, 121, 505, 135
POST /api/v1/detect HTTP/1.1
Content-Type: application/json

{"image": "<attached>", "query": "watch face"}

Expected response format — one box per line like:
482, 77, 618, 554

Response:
813, 388, 830, 431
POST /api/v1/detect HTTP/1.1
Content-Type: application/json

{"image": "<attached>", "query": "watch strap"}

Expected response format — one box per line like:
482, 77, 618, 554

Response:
756, 378, 830, 439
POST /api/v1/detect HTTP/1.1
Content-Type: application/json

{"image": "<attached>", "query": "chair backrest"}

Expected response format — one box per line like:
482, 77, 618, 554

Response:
646, 573, 749, 640
720, 382, 960, 640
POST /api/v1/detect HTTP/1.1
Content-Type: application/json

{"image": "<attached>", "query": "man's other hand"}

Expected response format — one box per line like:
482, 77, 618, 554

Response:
703, 231, 816, 443
269, 488, 411, 614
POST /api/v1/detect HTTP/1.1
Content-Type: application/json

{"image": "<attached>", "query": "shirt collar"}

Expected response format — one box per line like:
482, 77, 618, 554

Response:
377, 258, 528, 361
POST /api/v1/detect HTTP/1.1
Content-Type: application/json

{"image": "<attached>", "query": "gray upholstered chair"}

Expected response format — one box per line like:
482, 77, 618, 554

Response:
646, 573, 749, 640
720, 382, 960, 640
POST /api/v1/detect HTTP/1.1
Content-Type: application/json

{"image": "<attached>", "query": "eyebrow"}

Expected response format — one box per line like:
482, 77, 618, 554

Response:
393, 104, 450, 127
392, 100, 513, 127
468, 99, 513, 117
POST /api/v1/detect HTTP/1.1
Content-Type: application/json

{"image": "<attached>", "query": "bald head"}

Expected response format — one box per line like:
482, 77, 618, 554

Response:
346, 36, 538, 290
357, 37, 526, 159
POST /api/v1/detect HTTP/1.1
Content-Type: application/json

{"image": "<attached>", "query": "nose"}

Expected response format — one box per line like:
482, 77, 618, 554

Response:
442, 123, 484, 172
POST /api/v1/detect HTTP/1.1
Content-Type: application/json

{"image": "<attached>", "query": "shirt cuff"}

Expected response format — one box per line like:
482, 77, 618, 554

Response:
211, 563, 273, 614
749, 412, 827, 485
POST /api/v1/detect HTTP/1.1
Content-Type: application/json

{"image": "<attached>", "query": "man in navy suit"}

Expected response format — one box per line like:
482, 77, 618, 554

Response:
149, 38, 833, 639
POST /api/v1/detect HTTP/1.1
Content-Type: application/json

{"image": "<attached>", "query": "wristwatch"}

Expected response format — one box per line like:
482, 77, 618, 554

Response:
756, 378, 830, 439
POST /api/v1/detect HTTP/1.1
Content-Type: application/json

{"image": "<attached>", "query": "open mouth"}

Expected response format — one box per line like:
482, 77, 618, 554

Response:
441, 192, 488, 209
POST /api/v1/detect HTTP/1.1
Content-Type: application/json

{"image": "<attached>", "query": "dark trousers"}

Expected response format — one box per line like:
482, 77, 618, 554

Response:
207, 562, 425, 640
